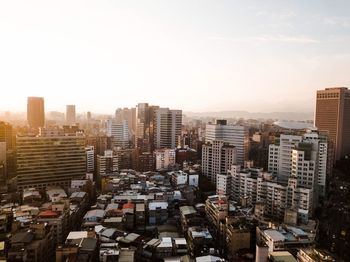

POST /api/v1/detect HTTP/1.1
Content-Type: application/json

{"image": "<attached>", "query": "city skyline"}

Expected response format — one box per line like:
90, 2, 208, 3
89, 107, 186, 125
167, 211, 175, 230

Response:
1, 1, 350, 113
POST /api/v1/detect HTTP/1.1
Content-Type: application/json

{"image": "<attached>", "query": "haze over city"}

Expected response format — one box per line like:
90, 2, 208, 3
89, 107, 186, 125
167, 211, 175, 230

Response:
1, 0, 350, 113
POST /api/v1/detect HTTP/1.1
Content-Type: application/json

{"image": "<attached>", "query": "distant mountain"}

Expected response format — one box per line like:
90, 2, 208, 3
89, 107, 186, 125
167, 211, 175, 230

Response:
184, 110, 314, 121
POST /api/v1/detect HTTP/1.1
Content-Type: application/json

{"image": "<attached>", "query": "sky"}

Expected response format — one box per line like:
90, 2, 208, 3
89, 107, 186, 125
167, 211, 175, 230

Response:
0, 0, 350, 114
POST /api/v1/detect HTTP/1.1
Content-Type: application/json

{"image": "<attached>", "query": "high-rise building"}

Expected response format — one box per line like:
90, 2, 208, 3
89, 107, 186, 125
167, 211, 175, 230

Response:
115, 107, 136, 137
202, 140, 237, 183
228, 165, 313, 223
66, 105, 76, 125
16, 135, 86, 190
106, 120, 129, 149
136, 103, 157, 152
268, 130, 328, 197
27, 97, 45, 128
154, 108, 182, 149
205, 120, 248, 165
315, 87, 350, 161
85, 146, 95, 173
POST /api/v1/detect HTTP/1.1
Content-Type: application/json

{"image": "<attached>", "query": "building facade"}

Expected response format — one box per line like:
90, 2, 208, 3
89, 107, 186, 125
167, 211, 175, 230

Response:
315, 87, 350, 161
154, 108, 182, 149
107, 119, 129, 149
16, 135, 86, 190
27, 97, 45, 129
202, 140, 237, 183
65, 105, 76, 126
205, 120, 248, 165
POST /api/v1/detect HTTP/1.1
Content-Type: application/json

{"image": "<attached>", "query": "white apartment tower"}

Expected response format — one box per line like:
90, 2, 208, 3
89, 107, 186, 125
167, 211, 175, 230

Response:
154, 108, 182, 149
205, 120, 248, 165
202, 140, 237, 183
227, 165, 313, 223
268, 130, 328, 197
85, 146, 95, 173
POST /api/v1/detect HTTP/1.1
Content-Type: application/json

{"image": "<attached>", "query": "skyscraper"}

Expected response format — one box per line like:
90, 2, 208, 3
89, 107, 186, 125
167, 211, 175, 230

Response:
27, 97, 45, 128
66, 105, 76, 125
154, 108, 182, 149
16, 135, 86, 190
135, 103, 159, 152
315, 87, 350, 161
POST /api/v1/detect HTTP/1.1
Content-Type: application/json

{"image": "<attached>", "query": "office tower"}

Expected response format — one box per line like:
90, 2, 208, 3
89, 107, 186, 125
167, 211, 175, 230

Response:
202, 140, 237, 183
106, 119, 129, 149
27, 97, 45, 128
315, 87, 350, 161
205, 120, 248, 166
66, 105, 76, 125
16, 135, 86, 190
85, 146, 94, 173
154, 108, 182, 149
135, 103, 159, 152
268, 130, 328, 197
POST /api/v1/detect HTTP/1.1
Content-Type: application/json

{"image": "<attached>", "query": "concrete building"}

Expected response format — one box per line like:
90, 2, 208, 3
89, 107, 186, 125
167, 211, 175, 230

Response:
155, 149, 176, 171
205, 120, 248, 165
228, 165, 313, 223
297, 248, 336, 262
135, 103, 159, 152
268, 134, 303, 183
27, 96, 45, 128
205, 195, 228, 231
37, 202, 70, 246
8, 223, 54, 262
85, 146, 95, 173
256, 224, 314, 256
107, 119, 129, 149
315, 87, 350, 160
170, 170, 188, 187
97, 150, 118, 185
154, 108, 182, 149
225, 217, 251, 257
202, 140, 237, 183
16, 135, 86, 190
187, 227, 214, 257
268, 130, 328, 197
65, 105, 76, 126
148, 201, 168, 225
216, 173, 231, 196
115, 107, 136, 138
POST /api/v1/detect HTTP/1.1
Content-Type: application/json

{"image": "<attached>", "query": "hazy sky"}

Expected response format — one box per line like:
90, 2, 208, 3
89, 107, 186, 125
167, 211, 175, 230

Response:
1, 0, 350, 114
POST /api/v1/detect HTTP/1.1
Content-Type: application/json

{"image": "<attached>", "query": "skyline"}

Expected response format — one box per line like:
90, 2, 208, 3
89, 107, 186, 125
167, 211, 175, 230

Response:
1, 0, 350, 113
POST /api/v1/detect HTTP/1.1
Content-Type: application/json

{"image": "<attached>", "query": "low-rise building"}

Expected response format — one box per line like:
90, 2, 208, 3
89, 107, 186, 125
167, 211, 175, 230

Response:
297, 248, 336, 262
256, 224, 315, 257
187, 227, 213, 257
